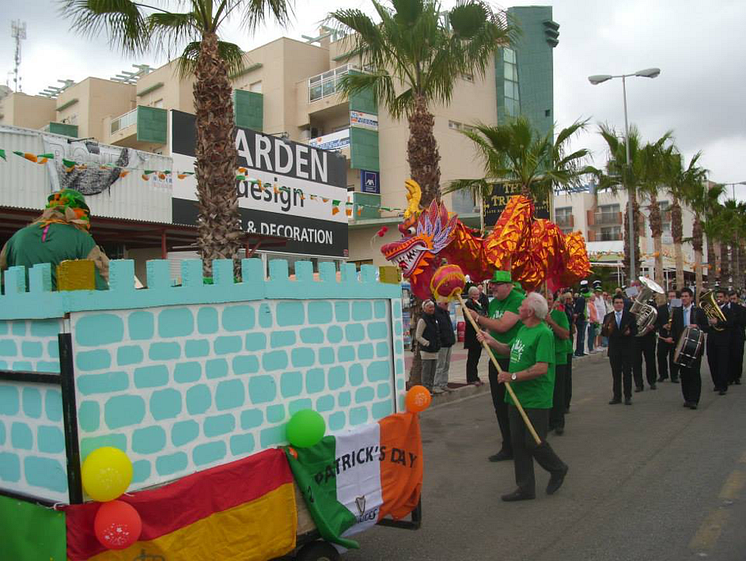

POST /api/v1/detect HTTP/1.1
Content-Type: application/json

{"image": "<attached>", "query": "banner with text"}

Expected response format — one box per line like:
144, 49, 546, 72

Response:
482, 181, 550, 227
171, 110, 348, 257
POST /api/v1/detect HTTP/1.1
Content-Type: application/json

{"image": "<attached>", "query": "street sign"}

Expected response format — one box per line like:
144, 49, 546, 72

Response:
361, 170, 380, 194
482, 182, 550, 227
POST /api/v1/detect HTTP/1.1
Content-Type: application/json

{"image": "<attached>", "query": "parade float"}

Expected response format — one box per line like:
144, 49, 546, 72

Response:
0, 256, 426, 560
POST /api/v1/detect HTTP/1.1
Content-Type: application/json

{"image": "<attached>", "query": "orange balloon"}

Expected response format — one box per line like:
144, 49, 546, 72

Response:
406, 385, 432, 413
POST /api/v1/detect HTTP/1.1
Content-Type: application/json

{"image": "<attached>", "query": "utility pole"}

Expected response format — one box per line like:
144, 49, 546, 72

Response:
11, 20, 26, 93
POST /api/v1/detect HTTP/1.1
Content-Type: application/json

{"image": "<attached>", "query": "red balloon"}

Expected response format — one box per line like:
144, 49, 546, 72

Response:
94, 500, 142, 550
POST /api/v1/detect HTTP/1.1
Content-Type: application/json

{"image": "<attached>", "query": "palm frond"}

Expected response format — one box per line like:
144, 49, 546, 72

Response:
148, 11, 200, 59
60, 0, 150, 54
218, 0, 292, 32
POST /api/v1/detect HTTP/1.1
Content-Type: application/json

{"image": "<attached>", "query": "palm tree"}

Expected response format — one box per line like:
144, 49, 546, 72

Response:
328, 0, 513, 206
684, 181, 722, 298
62, 0, 291, 276
636, 133, 674, 289
661, 150, 707, 289
444, 116, 590, 207
592, 124, 645, 282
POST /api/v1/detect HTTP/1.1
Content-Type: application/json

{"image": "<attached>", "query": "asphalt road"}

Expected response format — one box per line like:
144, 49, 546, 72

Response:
344, 353, 746, 561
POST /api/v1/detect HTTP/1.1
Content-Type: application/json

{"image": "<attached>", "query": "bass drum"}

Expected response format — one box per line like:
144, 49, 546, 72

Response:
674, 325, 705, 368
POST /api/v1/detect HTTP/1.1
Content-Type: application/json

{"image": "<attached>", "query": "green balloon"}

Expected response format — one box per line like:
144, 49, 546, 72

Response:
286, 409, 326, 448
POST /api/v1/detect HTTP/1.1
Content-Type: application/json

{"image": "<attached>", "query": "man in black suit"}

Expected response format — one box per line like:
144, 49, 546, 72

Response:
632, 296, 658, 391
656, 289, 680, 383
706, 288, 733, 395
601, 294, 638, 405
728, 290, 745, 386
671, 287, 708, 408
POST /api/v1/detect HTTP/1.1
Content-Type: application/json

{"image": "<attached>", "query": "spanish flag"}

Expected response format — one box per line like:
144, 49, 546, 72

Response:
65, 449, 297, 560
285, 412, 422, 549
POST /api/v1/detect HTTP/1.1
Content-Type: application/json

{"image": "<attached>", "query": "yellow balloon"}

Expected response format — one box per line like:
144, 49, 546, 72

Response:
81, 447, 133, 502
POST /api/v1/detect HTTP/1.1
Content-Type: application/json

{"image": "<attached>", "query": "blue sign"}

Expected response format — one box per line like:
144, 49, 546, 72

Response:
361, 170, 380, 194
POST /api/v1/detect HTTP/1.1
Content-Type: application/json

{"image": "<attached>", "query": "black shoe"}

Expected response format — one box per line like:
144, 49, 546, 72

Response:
650, 384, 657, 390
624, 398, 632, 405
690, 403, 698, 409
736, 380, 742, 385
635, 387, 643, 393
546, 466, 569, 495
488, 450, 513, 462
671, 378, 680, 383
555, 427, 564, 435
657, 377, 668, 382
683, 402, 691, 408
608, 399, 621, 405
501, 490, 535, 502
719, 390, 727, 396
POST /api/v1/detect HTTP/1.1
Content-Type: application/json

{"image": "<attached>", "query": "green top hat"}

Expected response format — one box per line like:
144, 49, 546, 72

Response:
489, 270, 512, 283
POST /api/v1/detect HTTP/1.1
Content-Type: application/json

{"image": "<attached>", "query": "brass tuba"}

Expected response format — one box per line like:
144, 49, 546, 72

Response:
630, 276, 665, 336
699, 289, 727, 331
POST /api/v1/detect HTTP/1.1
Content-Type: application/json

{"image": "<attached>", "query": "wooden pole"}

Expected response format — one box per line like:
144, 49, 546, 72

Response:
456, 294, 542, 445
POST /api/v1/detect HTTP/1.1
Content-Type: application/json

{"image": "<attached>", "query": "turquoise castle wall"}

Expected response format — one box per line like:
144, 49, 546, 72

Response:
0, 258, 406, 501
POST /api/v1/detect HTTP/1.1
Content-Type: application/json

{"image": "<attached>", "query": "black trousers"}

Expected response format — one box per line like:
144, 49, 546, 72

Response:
565, 353, 573, 410
508, 406, 567, 496
610, 349, 633, 400
657, 339, 678, 381
466, 346, 483, 384
633, 336, 657, 388
707, 341, 730, 392
550, 363, 567, 430
680, 359, 702, 404
489, 358, 512, 454
728, 332, 744, 383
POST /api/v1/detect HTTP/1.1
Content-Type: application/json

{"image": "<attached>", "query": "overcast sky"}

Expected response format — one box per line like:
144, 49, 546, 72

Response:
2, 0, 745, 189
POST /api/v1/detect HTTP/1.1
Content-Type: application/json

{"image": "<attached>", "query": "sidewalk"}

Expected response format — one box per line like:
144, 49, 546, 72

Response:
405, 345, 606, 406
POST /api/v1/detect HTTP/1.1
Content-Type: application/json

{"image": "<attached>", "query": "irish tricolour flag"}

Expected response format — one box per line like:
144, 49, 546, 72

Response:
285, 412, 423, 549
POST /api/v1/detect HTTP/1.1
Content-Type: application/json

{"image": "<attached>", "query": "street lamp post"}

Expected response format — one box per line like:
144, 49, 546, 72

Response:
588, 68, 661, 282
722, 181, 746, 200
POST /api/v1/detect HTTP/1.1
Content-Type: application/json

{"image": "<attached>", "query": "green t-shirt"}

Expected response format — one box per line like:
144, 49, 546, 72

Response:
549, 309, 571, 365
3, 224, 108, 290
488, 288, 525, 357
506, 323, 555, 409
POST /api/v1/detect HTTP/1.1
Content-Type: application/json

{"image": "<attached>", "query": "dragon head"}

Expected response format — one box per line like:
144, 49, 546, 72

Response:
381, 180, 458, 298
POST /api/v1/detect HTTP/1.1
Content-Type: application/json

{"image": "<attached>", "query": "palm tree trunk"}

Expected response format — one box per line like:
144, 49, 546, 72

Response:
623, 190, 642, 282
707, 239, 716, 287
406, 94, 442, 387
194, 31, 242, 277
407, 94, 441, 206
648, 194, 664, 288
693, 216, 703, 303
671, 196, 684, 289
720, 243, 729, 285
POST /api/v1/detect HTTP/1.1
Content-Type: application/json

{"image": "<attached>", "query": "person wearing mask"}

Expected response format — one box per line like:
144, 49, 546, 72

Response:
706, 288, 733, 396
433, 297, 456, 393
477, 292, 569, 501
468, 271, 524, 462
671, 288, 707, 408
601, 294, 637, 405
728, 290, 745, 386
463, 286, 487, 386
656, 289, 680, 383
415, 300, 441, 393
547, 291, 571, 435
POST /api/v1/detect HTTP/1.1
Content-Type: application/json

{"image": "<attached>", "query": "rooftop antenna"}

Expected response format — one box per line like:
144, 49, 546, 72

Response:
11, 20, 26, 92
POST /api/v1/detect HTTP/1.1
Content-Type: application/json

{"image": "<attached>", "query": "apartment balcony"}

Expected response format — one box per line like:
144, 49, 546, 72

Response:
104, 105, 167, 149
588, 210, 622, 226
555, 214, 574, 228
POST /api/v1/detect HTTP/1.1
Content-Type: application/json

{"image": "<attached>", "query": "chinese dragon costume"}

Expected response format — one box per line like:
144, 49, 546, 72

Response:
381, 180, 591, 299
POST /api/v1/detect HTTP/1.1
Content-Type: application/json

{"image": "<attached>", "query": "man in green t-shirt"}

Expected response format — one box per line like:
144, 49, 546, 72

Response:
478, 292, 569, 502
546, 291, 572, 435
468, 270, 524, 462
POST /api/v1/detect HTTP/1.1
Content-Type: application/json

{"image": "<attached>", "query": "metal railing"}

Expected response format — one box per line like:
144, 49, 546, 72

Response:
594, 212, 622, 225
110, 108, 137, 134
308, 64, 362, 103
555, 214, 574, 228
